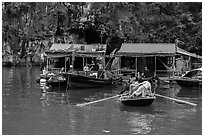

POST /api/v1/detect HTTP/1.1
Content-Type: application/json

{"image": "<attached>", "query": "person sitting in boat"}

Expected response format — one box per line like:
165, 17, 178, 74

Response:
129, 78, 155, 98
60, 67, 65, 73
129, 77, 139, 95
129, 72, 137, 83
128, 72, 138, 93
142, 66, 151, 78
90, 60, 99, 71
42, 67, 49, 75
83, 65, 90, 76
69, 65, 74, 72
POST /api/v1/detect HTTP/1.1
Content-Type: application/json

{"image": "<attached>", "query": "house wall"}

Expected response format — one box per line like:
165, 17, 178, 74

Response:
119, 55, 175, 77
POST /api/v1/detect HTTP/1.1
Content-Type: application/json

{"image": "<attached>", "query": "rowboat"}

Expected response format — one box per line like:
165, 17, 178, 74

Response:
119, 95, 155, 106
174, 68, 202, 88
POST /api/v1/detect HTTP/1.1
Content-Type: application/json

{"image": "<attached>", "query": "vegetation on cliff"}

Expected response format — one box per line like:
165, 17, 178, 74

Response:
2, 2, 202, 66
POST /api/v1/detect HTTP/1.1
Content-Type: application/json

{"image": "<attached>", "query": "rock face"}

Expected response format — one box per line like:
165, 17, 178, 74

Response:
2, 39, 51, 67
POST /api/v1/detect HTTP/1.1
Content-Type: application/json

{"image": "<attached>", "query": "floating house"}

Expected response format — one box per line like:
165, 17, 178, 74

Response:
115, 43, 202, 77
45, 43, 202, 77
45, 43, 107, 73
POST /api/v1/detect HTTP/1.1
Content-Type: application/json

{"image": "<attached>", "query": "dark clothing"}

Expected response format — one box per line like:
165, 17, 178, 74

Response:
92, 64, 99, 71
144, 70, 151, 78
40, 61, 46, 71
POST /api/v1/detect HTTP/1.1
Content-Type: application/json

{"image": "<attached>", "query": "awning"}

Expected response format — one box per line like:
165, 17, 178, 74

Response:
176, 47, 202, 59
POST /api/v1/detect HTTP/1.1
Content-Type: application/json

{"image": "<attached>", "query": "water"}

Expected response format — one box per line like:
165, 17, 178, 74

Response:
2, 67, 202, 135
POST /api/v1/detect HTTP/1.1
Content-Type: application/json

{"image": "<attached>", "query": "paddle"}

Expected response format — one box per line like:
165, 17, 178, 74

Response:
155, 94, 197, 106
76, 84, 129, 107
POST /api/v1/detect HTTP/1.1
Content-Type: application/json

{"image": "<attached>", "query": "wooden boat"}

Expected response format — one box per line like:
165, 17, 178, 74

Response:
46, 76, 67, 87
174, 68, 202, 88
45, 71, 122, 88
40, 43, 123, 88
45, 73, 67, 87
67, 73, 122, 88
120, 95, 155, 106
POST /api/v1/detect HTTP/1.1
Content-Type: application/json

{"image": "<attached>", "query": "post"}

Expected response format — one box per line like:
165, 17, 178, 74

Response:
173, 56, 175, 76
83, 57, 85, 69
65, 57, 66, 72
46, 59, 49, 69
71, 51, 75, 70
119, 56, 121, 74
101, 31, 103, 44
117, 57, 120, 75
135, 57, 137, 73
155, 56, 157, 76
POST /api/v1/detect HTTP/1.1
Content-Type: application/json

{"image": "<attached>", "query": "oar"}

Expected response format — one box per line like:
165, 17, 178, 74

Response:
76, 85, 129, 107
76, 94, 121, 107
155, 94, 197, 106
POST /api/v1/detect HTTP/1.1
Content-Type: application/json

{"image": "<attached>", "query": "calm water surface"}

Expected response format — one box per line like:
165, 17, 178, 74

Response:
2, 67, 202, 135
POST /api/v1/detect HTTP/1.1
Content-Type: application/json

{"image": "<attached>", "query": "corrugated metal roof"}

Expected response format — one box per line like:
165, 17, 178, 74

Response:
117, 43, 176, 54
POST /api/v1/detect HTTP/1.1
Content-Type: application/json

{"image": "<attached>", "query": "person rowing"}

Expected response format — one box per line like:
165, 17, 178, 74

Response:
129, 78, 155, 98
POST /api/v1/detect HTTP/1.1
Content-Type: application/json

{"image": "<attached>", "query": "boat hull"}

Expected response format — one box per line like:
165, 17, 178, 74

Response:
47, 79, 67, 87
45, 72, 122, 88
175, 78, 202, 88
174, 68, 202, 88
68, 73, 122, 88
120, 96, 155, 106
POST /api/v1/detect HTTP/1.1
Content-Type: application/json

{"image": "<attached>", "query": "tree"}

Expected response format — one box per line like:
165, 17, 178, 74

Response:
2, 2, 202, 59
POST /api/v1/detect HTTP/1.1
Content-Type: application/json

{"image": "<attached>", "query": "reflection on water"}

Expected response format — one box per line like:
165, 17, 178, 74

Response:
2, 67, 202, 135
120, 105, 155, 134
40, 92, 69, 106
127, 113, 154, 134
176, 87, 202, 99
120, 105, 155, 114
44, 85, 120, 105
